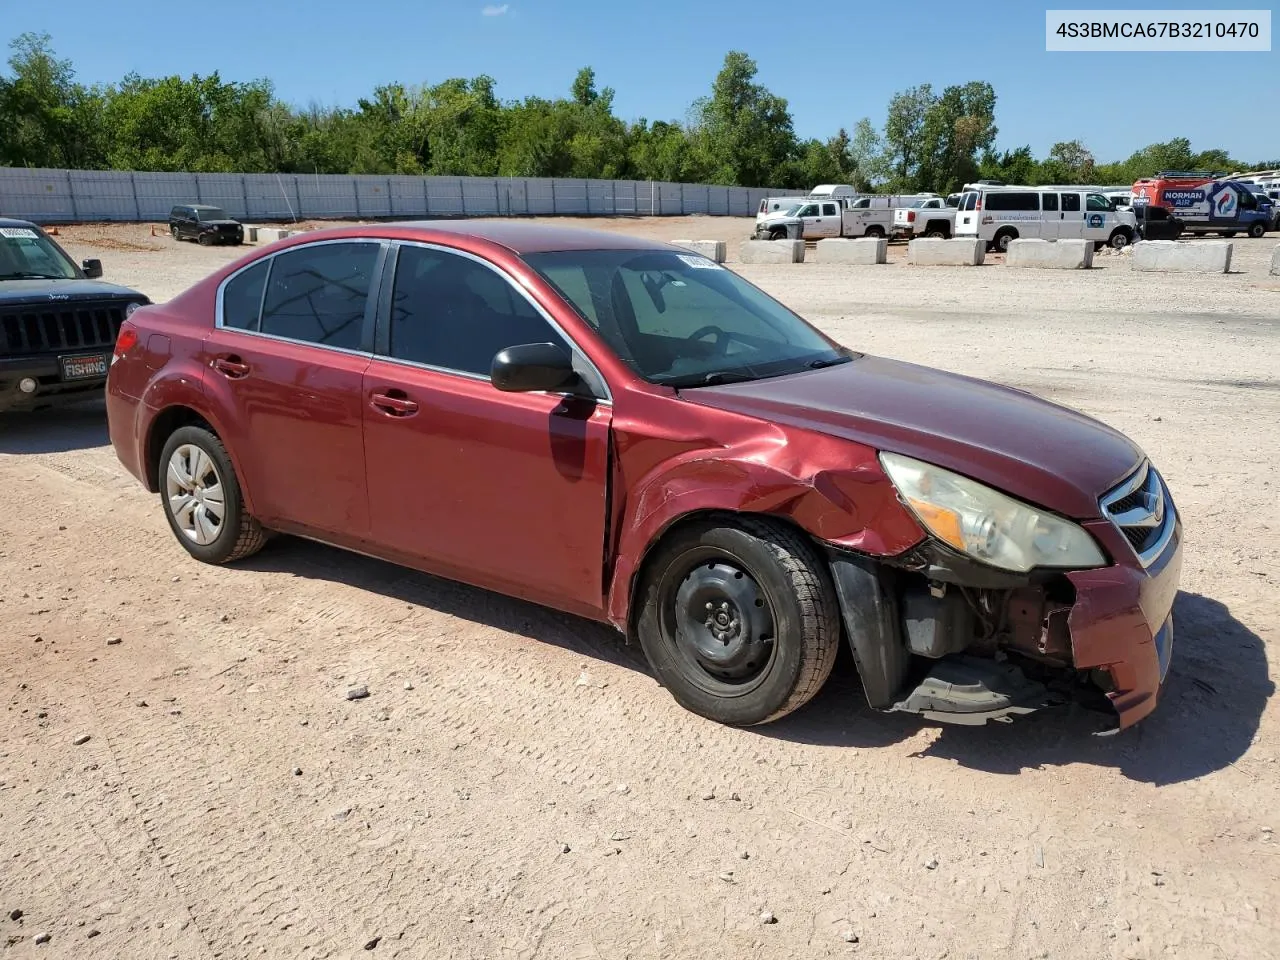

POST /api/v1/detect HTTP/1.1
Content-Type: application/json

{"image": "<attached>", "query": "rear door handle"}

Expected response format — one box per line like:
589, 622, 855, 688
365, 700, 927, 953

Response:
370, 391, 419, 417
213, 356, 250, 378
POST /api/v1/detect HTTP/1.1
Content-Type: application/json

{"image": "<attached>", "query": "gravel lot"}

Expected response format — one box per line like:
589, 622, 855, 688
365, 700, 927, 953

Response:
2, 217, 1278, 959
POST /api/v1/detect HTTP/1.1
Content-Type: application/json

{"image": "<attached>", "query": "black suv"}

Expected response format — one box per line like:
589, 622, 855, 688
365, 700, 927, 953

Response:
0, 218, 150, 413
168, 204, 245, 246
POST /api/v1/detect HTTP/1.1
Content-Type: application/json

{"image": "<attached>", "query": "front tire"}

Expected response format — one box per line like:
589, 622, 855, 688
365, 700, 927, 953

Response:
635, 516, 839, 725
1109, 228, 1132, 249
158, 425, 267, 564
1248, 222, 1266, 238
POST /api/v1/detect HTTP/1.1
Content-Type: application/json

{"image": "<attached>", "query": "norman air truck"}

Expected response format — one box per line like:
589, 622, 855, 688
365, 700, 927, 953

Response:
1132, 172, 1272, 238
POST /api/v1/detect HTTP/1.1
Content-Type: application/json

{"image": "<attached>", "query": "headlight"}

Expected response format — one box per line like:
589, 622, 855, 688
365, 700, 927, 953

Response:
124, 301, 143, 318
879, 451, 1106, 573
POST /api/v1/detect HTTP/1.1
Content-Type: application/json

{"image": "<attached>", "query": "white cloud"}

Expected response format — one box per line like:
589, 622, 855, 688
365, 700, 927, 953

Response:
481, 3, 509, 15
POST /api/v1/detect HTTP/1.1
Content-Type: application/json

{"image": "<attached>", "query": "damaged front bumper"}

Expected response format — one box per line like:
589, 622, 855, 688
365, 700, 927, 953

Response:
826, 466, 1183, 732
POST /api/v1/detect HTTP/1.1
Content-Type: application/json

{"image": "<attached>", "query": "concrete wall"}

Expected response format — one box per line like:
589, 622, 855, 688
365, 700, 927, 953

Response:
907, 238, 986, 266
0, 167, 806, 224
1131, 240, 1233, 274
1005, 238, 1094, 269
814, 237, 887, 264
739, 240, 805, 263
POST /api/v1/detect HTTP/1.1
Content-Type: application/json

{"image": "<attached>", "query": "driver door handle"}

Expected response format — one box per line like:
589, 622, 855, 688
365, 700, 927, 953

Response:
370, 391, 419, 417
212, 356, 250, 378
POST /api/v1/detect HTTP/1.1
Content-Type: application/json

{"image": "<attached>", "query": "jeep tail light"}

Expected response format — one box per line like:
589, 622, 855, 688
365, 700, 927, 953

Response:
112, 322, 139, 366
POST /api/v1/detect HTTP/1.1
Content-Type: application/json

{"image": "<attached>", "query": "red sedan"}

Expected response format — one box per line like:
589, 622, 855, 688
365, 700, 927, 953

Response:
106, 221, 1182, 732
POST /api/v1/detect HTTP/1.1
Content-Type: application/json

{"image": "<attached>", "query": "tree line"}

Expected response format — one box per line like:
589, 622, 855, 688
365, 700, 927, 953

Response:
2, 33, 1274, 194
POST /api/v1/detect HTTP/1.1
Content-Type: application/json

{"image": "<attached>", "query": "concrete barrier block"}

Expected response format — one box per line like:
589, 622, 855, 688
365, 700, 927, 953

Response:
1005, 238, 1093, 269
738, 239, 805, 264
907, 238, 986, 266
1131, 240, 1232, 273
671, 239, 727, 263
258, 228, 293, 243
1271, 243, 1280, 276
241, 226, 259, 243
814, 237, 887, 264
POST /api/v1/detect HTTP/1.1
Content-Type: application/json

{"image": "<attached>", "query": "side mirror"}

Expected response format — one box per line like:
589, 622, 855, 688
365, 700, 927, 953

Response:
81, 258, 103, 278
490, 342, 581, 394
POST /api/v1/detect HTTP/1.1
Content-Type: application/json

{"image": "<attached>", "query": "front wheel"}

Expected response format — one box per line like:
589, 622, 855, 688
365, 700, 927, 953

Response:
634, 516, 839, 725
158, 425, 268, 565
1248, 222, 1266, 238
198, 232, 212, 246
1109, 228, 1132, 249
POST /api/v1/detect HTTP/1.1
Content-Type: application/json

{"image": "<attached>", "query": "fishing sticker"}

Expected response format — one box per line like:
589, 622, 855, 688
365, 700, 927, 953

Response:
0, 227, 39, 238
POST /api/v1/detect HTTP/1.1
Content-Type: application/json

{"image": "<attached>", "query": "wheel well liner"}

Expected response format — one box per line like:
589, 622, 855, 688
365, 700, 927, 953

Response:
145, 405, 213, 491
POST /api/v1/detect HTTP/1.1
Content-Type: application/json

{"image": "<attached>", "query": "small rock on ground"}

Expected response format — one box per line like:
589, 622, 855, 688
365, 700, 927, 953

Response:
292, 767, 302, 776
363, 935, 381, 950
346, 686, 370, 701
72, 734, 91, 746
923, 857, 939, 870
106, 637, 122, 646
843, 930, 859, 943
9, 909, 23, 921
759, 911, 777, 925
35, 932, 51, 944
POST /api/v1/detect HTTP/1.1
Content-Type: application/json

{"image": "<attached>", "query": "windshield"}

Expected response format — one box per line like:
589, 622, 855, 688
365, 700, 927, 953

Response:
197, 208, 230, 221
522, 248, 849, 388
0, 225, 77, 280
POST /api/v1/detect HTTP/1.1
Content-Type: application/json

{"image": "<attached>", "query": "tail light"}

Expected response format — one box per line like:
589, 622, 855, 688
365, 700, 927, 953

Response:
907, 210, 916, 223
112, 321, 139, 366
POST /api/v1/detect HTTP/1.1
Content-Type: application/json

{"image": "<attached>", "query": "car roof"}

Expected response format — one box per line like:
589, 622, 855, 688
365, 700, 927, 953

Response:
371, 219, 673, 255
0, 217, 40, 229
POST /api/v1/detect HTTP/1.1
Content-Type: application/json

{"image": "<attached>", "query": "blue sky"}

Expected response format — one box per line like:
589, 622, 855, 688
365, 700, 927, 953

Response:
5, 0, 1277, 163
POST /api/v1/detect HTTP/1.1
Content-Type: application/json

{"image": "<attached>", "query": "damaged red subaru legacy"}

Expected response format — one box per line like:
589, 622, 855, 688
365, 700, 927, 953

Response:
106, 222, 1181, 732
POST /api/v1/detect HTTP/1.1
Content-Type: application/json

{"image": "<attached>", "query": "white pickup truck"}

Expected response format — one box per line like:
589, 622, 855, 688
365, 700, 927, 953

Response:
755, 193, 938, 241
892, 196, 957, 239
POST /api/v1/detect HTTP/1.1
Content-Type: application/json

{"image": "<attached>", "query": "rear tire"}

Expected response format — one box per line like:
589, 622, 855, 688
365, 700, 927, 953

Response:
634, 516, 839, 726
1248, 222, 1266, 238
158, 425, 267, 565
865, 225, 885, 239
170, 225, 180, 240
993, 228, 1017, 252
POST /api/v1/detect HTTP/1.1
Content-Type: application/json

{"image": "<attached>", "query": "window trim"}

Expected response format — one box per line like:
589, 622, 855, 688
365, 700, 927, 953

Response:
213, 237, 389, 357
371, 239, 613, 403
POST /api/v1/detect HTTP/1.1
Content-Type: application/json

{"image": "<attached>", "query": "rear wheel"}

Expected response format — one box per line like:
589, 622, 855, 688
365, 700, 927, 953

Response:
170, 225, 180, 240
158, 425, 267, 565
993, 228, 1018, 252
634, 516, 839, 726
865, 225, 885, 239
924, 225, 949, 239
1248, 222, 1266, 238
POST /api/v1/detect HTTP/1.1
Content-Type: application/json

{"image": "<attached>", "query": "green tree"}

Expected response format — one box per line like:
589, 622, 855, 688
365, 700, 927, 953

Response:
881, 84, 934, 188
0, 32, 107, 168
688, 51, 797, 187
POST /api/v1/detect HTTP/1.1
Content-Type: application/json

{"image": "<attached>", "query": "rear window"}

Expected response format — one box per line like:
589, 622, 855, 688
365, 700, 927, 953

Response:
984, 192, 1039, 211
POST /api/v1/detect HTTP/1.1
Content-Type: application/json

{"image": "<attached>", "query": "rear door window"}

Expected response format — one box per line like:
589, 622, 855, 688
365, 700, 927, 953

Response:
221, 260, 269, 330
1041, 193, 1059, 212
984, 192, 1039, 211
1061, 193, 1081, 212
259, 241, 380, 350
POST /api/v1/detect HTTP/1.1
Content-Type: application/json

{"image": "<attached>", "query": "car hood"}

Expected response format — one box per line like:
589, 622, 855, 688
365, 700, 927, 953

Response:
198, 220, 242, 228
0, 278, 147, 306
686, 354, 1144, 520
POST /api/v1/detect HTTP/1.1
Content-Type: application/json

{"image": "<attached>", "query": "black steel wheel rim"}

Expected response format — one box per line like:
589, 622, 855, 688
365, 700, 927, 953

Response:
660, 547, 778, 694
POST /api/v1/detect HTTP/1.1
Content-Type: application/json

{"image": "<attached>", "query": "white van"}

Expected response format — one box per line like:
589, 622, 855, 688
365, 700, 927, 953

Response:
954, 185, 1138, 251
756, 196, 805, 222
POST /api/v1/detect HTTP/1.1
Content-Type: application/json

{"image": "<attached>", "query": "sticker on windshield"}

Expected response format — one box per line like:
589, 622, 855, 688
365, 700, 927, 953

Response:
0, 227, 39, 239
676, 254, 722, 270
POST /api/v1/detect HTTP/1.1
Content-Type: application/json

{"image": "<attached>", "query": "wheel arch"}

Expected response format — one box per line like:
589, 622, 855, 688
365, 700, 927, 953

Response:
142, 403, 256, 514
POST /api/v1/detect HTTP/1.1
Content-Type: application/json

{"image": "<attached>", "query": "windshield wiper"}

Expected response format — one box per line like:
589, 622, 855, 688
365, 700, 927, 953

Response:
808, 354, 853, 369
0, 272, 67, 280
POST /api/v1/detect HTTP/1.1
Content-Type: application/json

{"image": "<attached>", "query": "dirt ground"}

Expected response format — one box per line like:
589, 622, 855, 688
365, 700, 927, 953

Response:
2, 217, 1278, 960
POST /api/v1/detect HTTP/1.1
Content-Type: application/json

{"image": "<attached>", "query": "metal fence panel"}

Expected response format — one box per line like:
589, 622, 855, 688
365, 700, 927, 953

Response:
425, 177, 465, 215
354, 176, 393, 218
68, 170, 137, 221
0, 168, 74, 221
243, 174, 300, 220
461, 177, 500, 216
388, 176, 428, 218
0, 166, 812, 223
297, 174, 356, 219
131, 172, 198, 220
